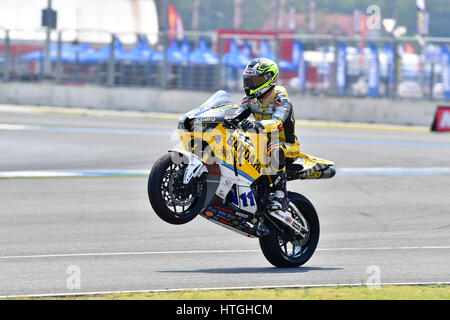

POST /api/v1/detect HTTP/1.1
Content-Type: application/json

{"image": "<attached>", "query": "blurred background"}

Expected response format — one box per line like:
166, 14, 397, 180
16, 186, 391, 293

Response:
0, 0, 450, 102
1, 1, 450, 297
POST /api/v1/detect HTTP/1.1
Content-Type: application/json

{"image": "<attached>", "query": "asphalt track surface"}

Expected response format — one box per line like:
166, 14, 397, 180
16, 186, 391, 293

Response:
0, 109, 449, 297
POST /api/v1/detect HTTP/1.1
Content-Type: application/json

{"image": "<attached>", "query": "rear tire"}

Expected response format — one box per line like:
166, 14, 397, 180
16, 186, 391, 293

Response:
259, 192, 320, 267
148, 153, 206, 225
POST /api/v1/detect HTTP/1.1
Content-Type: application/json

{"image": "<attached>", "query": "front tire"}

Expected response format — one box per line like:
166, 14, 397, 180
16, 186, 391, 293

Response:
259, 192, 320, 267
148, 153, 206, 225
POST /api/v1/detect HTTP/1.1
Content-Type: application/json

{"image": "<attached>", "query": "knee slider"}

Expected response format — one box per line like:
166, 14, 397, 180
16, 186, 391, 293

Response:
268, 143, 286, 172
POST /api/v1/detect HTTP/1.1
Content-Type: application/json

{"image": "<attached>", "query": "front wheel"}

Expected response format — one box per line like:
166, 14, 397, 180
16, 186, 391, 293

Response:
148, 153, 207, 225
259, 192, 320, 267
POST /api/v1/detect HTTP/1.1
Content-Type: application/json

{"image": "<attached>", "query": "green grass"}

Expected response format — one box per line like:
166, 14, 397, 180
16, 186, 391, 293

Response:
12, 285, 450, 300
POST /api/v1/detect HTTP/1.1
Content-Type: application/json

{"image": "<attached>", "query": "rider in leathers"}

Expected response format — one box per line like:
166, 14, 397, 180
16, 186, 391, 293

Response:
232, 58, 301, 211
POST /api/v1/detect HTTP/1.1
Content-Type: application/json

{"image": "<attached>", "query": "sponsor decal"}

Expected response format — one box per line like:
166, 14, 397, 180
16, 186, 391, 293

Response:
214, 205, 232, 213
195, 117, 216, 122
218, 211, 230, 218
219, 219, 234, 227
216, 189, 226, 198
307, 171, 323, 179
273, 176, 281, 185
234, 211, 249, 219
431, 106, 450, 132
226, 135, 262, 172
215, 146, 233, 159
205, 211, 214, 217
292, 221, 302, 231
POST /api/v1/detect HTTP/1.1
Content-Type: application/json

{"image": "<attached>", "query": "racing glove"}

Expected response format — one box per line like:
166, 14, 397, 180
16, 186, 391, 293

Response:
239, 120, 265, 133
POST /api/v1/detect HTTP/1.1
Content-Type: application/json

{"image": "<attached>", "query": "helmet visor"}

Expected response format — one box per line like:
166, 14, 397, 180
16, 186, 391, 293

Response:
243, 74, 268, 90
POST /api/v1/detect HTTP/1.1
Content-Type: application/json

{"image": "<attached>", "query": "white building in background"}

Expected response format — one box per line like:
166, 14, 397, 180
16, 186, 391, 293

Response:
0, 0, 159, 44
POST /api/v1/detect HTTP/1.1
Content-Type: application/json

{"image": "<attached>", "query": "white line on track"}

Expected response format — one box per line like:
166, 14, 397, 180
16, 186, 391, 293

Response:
0, 246, 449, 260
2, 167, 450, 178
0, 170, 149, 178
1, 281, 449, 299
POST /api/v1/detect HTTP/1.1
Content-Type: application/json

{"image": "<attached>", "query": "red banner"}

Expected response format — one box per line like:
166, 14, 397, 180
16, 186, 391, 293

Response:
431, 106, 450, 132
168, 5, 177, 40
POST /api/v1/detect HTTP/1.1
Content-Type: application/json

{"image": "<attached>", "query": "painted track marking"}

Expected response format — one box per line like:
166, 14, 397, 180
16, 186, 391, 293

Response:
2, 168, 450, 178
0, 246, 449, 260
1, 123, 448, 148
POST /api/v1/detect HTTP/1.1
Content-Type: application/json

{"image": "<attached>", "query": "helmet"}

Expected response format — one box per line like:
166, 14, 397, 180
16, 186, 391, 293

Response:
243, 58, 279, 99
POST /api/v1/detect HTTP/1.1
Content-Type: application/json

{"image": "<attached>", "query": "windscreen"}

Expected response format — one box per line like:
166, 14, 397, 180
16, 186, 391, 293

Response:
199, 90, 233, 109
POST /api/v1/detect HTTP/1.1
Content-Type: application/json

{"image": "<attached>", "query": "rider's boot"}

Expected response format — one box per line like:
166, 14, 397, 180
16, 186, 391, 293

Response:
266, 171, 289, 211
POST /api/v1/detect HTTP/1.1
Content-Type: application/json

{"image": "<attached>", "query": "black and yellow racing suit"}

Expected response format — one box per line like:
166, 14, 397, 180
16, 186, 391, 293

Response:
232, 85, 301, 209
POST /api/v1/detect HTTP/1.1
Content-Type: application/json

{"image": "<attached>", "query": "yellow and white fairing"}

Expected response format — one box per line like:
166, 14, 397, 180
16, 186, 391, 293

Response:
177, 122, 265, 214
175, 91, 334, 213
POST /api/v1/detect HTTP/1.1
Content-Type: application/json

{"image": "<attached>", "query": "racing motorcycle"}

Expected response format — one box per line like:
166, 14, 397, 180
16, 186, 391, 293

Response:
148, 91, 335, 267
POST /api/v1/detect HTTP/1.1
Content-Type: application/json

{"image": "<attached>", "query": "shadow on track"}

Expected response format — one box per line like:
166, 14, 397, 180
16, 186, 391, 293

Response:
157, 266, 343, 274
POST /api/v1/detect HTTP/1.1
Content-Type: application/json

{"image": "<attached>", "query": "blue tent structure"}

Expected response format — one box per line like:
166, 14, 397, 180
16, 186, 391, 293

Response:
20, 43, 95, 64
16, 35, 304, 89
20, 45, 53, 62
64, 44, 93, 63
18, 37, 298, 69
150, 50, 164, 63
76, 39, 124, 64
181, 39, 190, 55
114, 35, 153, 63
20, 49, 44, 62
21, 36, 155, 65
166, 40, 188, 64
259, 40, 275, 61
19, 43, 106, 64
223, 39, 251, 68
189, 38, 218, 65
242, 41, 252, 57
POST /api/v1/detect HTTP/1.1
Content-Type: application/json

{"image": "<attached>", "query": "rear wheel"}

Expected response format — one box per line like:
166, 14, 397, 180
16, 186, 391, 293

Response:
148, 153, 206, 225
259, 192, 320, 267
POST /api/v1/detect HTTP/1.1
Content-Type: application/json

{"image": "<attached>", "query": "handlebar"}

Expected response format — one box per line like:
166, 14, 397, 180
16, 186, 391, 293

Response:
223, 118, 239, 130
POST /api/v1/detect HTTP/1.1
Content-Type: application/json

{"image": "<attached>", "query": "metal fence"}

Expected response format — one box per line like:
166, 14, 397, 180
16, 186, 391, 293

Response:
1, 28, 450, 100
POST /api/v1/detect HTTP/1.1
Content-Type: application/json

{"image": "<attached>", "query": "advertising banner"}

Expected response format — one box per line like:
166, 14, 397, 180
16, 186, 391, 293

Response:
431, 107, 450, 132
441, 46, 450, 100
293, 41, 305, 89
368, 43, 380, 98
336, 42, 347, 96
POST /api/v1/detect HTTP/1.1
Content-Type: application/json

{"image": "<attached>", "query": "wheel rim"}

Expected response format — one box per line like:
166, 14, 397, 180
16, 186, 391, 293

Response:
160, 162, 203, 215
277, 202, 311, 258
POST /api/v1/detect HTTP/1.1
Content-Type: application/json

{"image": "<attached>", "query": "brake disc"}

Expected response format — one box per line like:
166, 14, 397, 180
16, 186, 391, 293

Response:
168, 169, 195, 207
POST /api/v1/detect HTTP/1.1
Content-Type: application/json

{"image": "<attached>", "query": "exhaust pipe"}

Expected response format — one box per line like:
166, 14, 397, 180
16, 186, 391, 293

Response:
303, 167, 336, 180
